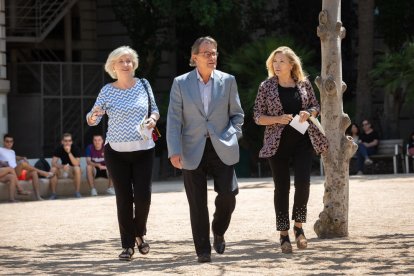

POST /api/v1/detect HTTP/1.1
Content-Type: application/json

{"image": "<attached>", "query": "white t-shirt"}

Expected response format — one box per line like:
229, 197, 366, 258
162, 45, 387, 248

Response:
0, 147, 17, 168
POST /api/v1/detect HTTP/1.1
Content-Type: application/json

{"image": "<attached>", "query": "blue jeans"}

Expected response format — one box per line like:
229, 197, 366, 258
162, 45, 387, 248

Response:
357, 143, 377, 171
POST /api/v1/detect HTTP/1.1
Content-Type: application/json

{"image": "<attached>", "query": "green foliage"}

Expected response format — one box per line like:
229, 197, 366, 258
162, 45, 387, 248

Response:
111, 0, 166, 81
376, 0, 414, 50
370, 42, 414, 103
223, 36, 318, 152
111, 0, 270, 80
224, 36, 318, 114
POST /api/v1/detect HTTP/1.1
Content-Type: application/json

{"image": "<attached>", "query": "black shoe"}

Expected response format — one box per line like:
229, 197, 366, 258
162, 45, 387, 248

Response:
119, 248, 134, 261
213, 234, 226, 254
197, 253, 211, 263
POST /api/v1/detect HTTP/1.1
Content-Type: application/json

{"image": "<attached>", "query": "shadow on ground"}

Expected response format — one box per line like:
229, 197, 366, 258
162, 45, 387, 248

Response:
1, 234, 413, 275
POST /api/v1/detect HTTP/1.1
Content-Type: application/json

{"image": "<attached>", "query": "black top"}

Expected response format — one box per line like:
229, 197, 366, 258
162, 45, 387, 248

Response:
53, 145, 82, 166
276, 84, 311, 156
278, 84, 302, 115
359, 130, 379, 150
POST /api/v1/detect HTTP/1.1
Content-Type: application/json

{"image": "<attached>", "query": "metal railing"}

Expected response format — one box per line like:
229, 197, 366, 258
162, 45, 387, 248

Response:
6, 0, 79, 42
10, 62, 109, 156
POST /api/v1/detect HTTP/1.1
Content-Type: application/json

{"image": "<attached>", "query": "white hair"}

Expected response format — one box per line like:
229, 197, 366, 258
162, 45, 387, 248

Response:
104, 46, 139, 79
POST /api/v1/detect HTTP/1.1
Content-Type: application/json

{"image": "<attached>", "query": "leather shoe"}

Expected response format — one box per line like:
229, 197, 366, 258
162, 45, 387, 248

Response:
213, 234, 226, 254
197, 253, 211, 263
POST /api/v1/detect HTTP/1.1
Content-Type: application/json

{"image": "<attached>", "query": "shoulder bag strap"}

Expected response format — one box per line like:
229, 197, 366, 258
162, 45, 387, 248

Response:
140, 78, 151, 118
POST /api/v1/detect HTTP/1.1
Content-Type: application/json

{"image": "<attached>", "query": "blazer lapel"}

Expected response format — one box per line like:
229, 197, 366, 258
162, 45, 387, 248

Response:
187, 69, 206, 116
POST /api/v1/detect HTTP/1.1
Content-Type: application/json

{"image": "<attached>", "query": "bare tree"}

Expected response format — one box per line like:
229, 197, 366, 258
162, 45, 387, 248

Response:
356, 0, 375, 123
314, 0, 357, 238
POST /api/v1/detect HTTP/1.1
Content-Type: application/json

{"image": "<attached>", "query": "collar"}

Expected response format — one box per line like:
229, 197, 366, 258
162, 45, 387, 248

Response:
196, 69, 214, 82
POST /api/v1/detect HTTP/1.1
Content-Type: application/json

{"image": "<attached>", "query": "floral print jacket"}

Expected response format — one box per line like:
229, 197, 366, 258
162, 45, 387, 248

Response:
253, 76, 329, 158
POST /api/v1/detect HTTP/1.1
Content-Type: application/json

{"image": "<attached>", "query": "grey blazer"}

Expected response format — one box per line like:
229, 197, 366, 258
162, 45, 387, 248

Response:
167, 69, 244, 170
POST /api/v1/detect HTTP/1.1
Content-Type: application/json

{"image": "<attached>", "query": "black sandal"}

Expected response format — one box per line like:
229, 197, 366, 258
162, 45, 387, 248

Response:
280, 234, 292, 254
293, 225, 308, 249
136, 237, 150, 255
118, 248, 134, 261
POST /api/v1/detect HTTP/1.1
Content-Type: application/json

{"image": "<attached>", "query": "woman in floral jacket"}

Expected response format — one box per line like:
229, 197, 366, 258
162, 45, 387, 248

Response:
253, 46, 328, 254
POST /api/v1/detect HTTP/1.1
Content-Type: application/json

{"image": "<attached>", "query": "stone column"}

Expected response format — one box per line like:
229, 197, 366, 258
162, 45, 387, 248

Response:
0, 0, 10, 138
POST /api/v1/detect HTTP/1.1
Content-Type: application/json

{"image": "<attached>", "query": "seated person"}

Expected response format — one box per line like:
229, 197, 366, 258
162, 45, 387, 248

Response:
356, 119, 379, 175
0, 134, 53, 200
49, 133, 82, 200
0, 166, 18, 202
346, 123, 360, 142
85, 134, 114, 196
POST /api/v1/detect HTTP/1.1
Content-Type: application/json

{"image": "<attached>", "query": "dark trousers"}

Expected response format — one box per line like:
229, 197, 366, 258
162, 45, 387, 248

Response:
182, 139, 238, 256
104, 144, 154, 248
268, 126, 313, 231
356, 143, 377, 171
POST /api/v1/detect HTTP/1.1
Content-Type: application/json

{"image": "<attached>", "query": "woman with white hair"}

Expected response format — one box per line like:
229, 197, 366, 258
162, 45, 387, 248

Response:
87, 46, 159, 261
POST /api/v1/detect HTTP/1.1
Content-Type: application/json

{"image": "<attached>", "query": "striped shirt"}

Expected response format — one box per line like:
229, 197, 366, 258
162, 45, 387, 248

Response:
87, 78, 159, 152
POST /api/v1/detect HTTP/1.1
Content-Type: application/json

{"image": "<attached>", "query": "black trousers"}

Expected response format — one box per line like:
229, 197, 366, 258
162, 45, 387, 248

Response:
104, 143, 154, 248
182, 139, 238, 256
268, 126, 313, 231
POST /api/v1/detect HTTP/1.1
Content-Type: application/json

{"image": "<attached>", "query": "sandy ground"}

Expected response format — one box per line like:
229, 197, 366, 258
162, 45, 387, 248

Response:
0, 174, 413, 275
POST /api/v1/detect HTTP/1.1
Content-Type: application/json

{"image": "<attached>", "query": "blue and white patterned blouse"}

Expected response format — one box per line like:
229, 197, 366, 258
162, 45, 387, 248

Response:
87, 78, 159, 152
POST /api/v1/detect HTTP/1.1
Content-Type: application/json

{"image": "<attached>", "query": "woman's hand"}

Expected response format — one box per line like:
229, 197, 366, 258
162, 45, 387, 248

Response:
277, 114, 294, 125
144, 117, 157, 130
92, 106, 105, 117
299, 110, 311, 123
88, 106, 105, 124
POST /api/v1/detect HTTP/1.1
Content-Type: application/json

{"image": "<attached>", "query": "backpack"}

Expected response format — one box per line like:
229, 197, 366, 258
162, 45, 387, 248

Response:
34, 158, 51, 177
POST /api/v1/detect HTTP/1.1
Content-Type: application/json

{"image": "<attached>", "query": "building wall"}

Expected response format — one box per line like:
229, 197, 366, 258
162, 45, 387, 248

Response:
78, 0, 98, 61
96, 0, 131, 62
0, 0, 9, 139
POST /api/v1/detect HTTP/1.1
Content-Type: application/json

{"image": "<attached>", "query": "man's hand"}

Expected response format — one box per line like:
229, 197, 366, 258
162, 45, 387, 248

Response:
170, 154, 183, 169
63, 145, 71, 153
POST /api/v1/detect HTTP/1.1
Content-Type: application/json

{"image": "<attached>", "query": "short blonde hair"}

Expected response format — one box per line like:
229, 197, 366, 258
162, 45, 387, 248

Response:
104, 46, 139, 79
265, 46, 306, 82
189, 36, 218, 67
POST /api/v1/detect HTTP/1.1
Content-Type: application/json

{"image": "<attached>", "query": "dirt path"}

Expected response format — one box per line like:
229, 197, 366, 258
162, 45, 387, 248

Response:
1, 175, 413, 275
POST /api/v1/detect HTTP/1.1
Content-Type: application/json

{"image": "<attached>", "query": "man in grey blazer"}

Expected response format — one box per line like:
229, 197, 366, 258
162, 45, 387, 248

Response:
167, 36, 244, 263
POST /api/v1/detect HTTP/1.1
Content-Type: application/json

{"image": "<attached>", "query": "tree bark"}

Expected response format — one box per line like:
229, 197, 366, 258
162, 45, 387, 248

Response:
356, 0, 375, 123
314, 0, 357, 238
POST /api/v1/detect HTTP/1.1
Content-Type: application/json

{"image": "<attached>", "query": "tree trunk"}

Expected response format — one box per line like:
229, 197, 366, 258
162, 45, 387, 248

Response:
314, 0, 357, 238
356, 0, 375, 123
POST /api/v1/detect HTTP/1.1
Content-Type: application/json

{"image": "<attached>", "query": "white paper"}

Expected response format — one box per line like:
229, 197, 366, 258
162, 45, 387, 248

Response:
137, 117, 153, 140
289, 114, 309, 134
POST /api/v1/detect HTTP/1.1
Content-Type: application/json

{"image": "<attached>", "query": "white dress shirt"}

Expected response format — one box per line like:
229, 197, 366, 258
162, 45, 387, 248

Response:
196, 69, 214, 114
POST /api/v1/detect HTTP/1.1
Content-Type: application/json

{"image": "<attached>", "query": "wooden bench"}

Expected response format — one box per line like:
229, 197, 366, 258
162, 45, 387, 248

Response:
320, 139, 406, 175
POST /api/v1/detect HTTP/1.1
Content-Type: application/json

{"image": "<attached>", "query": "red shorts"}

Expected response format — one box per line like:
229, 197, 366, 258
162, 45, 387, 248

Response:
18, 169, 28, 180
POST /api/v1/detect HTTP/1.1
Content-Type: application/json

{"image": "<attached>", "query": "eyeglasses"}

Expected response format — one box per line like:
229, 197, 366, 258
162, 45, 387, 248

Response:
198, 51, 219, 58
63, 139, 72, 142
